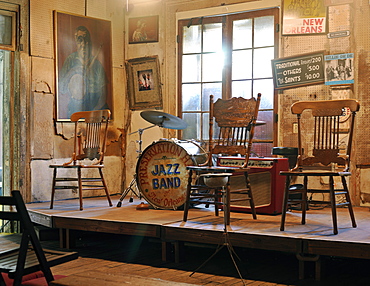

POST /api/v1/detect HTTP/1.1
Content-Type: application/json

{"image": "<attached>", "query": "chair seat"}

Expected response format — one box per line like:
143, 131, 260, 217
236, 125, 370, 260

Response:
50, 164, 104, 168
187, 165, 250, 173
280, 170, 351, 176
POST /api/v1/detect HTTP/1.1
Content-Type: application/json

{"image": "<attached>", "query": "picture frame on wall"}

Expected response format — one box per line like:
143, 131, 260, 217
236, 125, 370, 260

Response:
282, 0, 327, 35
324, 53, 354, 86
128, 15, 159, 44
126, 56, 162, 110
54, 11, 113, 121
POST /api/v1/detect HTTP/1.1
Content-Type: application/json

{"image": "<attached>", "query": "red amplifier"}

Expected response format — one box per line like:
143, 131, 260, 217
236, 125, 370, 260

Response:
217, 156, 289, 215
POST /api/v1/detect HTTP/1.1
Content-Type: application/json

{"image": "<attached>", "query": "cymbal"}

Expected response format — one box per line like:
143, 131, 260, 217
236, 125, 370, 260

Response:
140, 111, 188, 130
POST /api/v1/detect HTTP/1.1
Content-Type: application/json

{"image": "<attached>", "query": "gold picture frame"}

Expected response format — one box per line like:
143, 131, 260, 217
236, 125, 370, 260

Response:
126, 56, 162, 110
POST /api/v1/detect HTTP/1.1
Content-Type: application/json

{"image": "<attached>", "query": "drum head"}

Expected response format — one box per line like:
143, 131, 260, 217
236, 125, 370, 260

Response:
136, 141, 194, 209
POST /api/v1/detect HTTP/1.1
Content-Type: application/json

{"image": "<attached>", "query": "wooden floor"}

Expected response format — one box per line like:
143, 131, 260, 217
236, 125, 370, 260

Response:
27, 195, 370, 285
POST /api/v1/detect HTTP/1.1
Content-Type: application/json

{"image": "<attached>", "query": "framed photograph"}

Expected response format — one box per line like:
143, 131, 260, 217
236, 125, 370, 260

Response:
0, 10, 16, 51
282, 0, 327, 35
128, 16, 159, 44
324, 53, 354, 86
54, 11, 113, 121
126, 56, 162, 110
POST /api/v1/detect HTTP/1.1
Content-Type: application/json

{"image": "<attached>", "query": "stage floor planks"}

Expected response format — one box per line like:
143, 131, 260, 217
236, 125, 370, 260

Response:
27, 195, 370, 262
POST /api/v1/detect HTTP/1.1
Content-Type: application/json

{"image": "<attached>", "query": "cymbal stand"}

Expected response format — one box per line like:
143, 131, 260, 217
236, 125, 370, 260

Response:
116, 125, 156, 207
190, 183, 246, 285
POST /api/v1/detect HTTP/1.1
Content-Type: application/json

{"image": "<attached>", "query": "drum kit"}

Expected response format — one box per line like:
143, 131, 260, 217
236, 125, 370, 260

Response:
116, 110, 207, 208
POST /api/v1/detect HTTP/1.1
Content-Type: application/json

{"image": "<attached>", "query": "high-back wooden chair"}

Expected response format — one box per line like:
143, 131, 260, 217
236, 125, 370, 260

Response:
183, 94, 261, 225
279, 99, 359, 235
50, 109, 113, 210
0, 190, 78, 285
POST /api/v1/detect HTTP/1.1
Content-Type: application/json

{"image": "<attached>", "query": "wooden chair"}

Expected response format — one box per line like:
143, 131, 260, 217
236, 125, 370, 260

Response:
50, 109, 113, 211
183, 93, 261, 225
0, 190, 78, 285
280, 99, 359, 235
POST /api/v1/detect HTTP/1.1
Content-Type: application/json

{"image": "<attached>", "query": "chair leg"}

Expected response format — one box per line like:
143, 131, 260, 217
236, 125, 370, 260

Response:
50, 168, 57, 209
183, 169, 193, 222
301, 176, 308, 225
280, 176, 291, 231
341, 176, 357, 228
99, 168, 113, 207
329, 176, 338, 235
245, 173, 257, 220
77, 167, 83, 211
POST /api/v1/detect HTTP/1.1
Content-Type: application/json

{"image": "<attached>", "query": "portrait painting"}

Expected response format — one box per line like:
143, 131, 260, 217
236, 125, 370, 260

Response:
54, 11, 113, 120
126, 56, 162, 110
128, 16, 159, 44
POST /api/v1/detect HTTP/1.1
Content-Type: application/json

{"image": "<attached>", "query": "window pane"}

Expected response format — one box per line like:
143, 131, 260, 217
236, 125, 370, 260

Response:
203, 23, 222, 53
254, 16, 274, 48
202, 53, 223, 82
253, 79, 274, 109
255, 110, 273, 140
0, 14, 12, 45
182, 83, 201, 111
202, 82, 222, 111
182, 113, 200, 140
182, 54, 201, 82
183, 25, 201, 54
232, 50, 252, 80
252, 143, 273, 158
232, 80, 252, 98
202, 113, 209, 140
253, 47, 274, 78
233, 19, 252, 50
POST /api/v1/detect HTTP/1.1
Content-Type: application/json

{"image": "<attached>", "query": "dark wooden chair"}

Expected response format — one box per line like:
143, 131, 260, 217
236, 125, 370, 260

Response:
280, 99, 359, 235
50, 109, 113, 211
183, 93, 261, 225
0, 190, 78, 286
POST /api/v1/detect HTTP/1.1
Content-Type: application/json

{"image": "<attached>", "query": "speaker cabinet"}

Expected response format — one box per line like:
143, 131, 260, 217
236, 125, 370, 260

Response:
217, 157, 289, 215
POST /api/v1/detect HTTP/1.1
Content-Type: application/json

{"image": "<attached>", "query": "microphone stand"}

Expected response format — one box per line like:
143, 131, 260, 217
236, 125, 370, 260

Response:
116, 124, 156, 207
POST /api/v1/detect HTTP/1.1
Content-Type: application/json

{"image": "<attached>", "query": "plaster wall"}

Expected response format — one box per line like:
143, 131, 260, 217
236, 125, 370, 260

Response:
29, 0, 126, 202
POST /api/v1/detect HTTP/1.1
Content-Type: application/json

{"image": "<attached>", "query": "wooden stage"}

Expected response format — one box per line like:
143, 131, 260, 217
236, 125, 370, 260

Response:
27, 195, 370, 280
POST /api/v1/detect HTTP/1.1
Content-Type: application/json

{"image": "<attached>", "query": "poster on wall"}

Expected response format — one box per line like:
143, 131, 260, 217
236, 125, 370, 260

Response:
54, 11, 113, 121
128, 16, 159, 44
324, 53, 354, 85
282, 0, 327, 35
271, 51, 325, 89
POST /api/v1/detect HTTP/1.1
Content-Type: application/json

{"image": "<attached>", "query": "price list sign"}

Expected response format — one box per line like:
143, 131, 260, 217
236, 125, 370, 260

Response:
271, 52, 325, 89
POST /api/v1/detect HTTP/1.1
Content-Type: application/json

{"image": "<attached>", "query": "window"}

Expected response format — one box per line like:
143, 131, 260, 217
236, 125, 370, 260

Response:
178, 8, 279, 157
0, 10, 16, 51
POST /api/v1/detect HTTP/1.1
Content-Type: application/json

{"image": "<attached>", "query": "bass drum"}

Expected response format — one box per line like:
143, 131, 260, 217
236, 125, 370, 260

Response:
136, 139, 207, 210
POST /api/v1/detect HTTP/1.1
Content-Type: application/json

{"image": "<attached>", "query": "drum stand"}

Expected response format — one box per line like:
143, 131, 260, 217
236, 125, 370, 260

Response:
116, 125, 156, 207
190, 184, 246, 286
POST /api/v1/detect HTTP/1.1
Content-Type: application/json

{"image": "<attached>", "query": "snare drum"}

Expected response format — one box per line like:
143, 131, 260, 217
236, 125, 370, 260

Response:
136, 139, 207, 209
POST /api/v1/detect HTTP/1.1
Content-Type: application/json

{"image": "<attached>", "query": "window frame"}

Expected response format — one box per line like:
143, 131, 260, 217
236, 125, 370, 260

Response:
0, 10, 17, 52
177, 8, 279, 152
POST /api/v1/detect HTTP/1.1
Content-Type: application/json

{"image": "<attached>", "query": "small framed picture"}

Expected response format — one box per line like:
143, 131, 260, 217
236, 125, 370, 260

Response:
126, 56, 162, 110
128, 16, 159, 44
